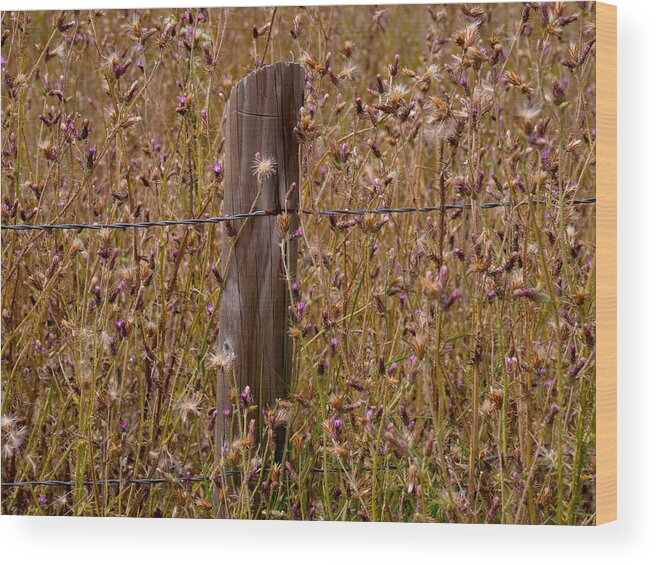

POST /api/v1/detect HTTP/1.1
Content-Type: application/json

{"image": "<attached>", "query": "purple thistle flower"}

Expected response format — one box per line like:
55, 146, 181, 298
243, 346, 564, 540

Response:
513, 287, 539, 300
92, 286, 102, 304
338, 143, 350, 163
505, 356, 517, 376
438, 265, 448, 288
38, 495, 47, 506
175, 95, 192, 115
86, 146, 96, 169
330, 417, 343, 440
442, 288, 462, 310
290, 280, 301, 295
552, 80, 566, 104
115, 319, 127, 338
113, 59, 131, 80
484, 287, 498, 301
568, 358, 586, 378
240, 386, 253, 407
119, 418, 129, 432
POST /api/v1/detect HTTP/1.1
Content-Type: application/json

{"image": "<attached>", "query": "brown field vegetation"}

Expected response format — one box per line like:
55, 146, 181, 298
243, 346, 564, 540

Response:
1, 3, 597, 523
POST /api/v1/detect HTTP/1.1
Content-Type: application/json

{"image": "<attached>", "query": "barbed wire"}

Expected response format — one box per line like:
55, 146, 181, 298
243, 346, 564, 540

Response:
2, 450, 573, 489
1, 465, 400, 489
1, 476, 218, 488
0, 210, 274, 232
0, 197, 596, 233
4, 454, 552, 489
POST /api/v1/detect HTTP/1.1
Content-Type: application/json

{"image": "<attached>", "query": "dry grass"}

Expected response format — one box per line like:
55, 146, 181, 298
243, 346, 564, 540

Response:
1, 3, 597, 523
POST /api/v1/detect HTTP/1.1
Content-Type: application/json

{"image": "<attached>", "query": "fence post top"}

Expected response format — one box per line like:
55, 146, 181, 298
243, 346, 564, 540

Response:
229, 61, 305, 119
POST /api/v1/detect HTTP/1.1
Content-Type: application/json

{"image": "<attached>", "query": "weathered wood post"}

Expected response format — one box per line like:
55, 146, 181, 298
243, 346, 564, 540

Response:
216, 62, 305, 461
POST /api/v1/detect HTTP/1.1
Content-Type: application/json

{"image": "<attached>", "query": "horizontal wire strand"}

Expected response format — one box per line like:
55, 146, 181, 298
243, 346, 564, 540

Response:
2, 455, 537, 488
0, 197, 596, 233
1, 465, 400, 488
1, 452, 557, 488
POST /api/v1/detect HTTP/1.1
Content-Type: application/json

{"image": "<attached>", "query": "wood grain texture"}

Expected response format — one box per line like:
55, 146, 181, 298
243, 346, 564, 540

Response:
216, 62, 305, 450
595, 2, 617, 525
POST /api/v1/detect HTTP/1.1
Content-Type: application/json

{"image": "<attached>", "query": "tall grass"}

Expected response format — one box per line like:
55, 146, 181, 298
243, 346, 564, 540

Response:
1, 4, 597, 523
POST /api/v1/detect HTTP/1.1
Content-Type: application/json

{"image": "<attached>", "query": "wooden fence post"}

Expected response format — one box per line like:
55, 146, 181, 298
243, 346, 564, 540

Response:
216, 62, 305, 459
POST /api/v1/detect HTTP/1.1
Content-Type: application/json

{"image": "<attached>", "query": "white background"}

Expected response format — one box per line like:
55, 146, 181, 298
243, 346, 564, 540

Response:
0, 0, 654, 562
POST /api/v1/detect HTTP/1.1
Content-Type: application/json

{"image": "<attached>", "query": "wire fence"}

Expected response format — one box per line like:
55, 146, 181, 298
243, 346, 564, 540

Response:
1, 465, 401, 489
0, 197, 596, 233
1, 196, 595, 491
1, 456, 527, 489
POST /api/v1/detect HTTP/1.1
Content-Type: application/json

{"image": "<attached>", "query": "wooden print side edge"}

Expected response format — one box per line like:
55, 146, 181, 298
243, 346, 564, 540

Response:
595, 1, 617, 525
